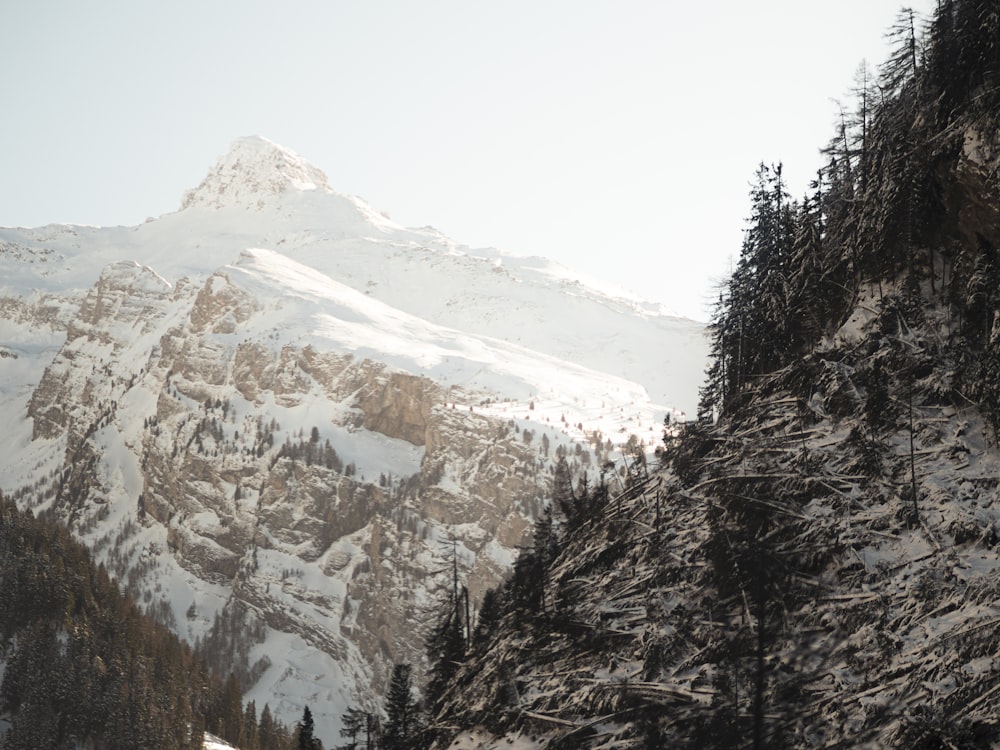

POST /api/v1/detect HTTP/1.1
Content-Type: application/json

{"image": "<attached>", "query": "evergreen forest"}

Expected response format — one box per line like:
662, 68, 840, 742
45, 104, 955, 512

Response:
0, 492, 294, 749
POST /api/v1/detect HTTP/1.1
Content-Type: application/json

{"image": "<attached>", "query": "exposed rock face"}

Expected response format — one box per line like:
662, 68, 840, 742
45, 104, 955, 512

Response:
29, 261, 178, 442
357, 369, 435, 447
15, 260, 576, 733
181, 135, 332, 211
952, 126, 1000, 249
0, 135, 697, 740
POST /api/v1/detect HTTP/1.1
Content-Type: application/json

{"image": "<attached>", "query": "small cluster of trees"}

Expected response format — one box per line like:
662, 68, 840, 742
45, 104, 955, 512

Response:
327, 455, 626, 749
277, 427, 347, 473
700, 1, 1000, 430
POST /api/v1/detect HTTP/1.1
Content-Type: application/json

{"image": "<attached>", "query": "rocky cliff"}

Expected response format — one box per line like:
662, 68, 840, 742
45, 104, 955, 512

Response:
0, 137, 704, 739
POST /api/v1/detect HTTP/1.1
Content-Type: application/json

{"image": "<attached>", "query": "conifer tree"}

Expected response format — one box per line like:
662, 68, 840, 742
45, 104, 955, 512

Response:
339, 707, 363, 749
552, 455, 575, 521
471, 587, 503, 653
786, 180, 835, 350
296, 704, 321, 750
243, 700, 260, 750
382, 663, 422, 750
881, 7, 921, 97
510, 505, 559, 615
258, 703, 282, 750
702, 164, 798, 418
338, 706, 380, 750
425, 578, 467, 718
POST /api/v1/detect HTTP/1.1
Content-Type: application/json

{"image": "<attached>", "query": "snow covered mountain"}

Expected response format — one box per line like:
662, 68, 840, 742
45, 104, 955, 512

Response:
0, 136, 706, 740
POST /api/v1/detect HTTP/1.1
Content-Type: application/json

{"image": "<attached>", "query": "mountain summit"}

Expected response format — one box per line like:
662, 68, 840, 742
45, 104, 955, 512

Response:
181, 135, 332, 210
0, 137, 707, 741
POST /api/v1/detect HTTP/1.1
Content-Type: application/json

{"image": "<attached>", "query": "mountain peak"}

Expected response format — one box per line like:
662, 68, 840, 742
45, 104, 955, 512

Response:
180, 135, 331, 210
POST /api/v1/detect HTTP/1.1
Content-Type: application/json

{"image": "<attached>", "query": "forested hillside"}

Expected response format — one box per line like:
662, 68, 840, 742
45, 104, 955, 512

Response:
0, 492, 293, 749
425, 3, 1000, 748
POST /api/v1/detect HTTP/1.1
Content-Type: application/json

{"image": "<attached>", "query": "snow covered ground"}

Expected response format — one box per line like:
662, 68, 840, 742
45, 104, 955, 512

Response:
0, 135, 706, 416
0, 136, 708, 741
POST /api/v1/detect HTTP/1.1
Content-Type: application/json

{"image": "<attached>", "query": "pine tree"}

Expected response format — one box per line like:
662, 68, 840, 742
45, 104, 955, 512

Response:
259, 703, 281, 750
338, 707, 363, 750
471, 587, 502, 653
510, 505, 559, 615
338, 707, 378, 750
702, 163, 799, 418
881, 7, 921, 98
552, 456, 575, 521
296, 705, 321, 750
785, 179, 839, 351
382, 663, 422, 750
424, 593, 466, 719
243, 700, 260, 750
425, 544, 469, 720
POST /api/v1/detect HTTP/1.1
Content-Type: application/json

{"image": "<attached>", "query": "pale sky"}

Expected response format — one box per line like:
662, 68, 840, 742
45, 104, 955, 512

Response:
1, 1, 935, 321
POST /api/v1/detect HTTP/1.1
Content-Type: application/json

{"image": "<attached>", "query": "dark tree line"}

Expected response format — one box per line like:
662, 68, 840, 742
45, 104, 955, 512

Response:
0, 492, 292, 750
396, 3, 1000, 747
334, 455, 618, 749
700, 0, 1000, 430
684, 2, 1000, 745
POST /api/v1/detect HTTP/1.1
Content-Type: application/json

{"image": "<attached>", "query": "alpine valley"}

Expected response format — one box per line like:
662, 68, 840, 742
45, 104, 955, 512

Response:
0, 136, 706, 741
9, 4, 1000, 749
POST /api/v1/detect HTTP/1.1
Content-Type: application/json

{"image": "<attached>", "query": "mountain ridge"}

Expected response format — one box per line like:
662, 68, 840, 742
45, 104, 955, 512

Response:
0, 136, 706, 740
1, 135, 705, 412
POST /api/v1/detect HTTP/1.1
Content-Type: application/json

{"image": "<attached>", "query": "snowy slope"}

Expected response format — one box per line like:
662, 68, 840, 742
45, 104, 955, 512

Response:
431, 283, 1000, 748
0, 136, 707, 743
223, 247, 653, 411
0, 135, 705, 414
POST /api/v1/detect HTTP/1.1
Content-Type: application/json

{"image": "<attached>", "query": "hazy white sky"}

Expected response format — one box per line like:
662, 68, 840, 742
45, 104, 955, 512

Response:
2, 1, 934, 320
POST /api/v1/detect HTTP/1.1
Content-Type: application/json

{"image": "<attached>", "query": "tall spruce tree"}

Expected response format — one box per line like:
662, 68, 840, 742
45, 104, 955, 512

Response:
338, 706, 378, 750
471, 587, 503, 653
702, 164, 798, 418
552, 455, 575, 521
425, 545, 468, 720
296, 705, 321, 750
510, 505, 559, 615
382, 663, 422, 750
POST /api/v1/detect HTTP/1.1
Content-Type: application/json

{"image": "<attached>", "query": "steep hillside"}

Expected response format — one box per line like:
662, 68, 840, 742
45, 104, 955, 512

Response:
433, 292, 1000, 747
429, 3, 1000, 748
0, 136, 705, 740
0, 491, 296, 750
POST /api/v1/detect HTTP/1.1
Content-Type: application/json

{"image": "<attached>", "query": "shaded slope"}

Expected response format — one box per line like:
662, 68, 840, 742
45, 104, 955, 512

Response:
429, 3, 1000, 748
432, 286, 1000, 748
